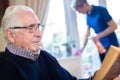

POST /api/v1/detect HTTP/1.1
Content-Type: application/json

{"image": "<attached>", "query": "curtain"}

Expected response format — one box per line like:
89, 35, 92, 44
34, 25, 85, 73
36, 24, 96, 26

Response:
9, 0, 50, 24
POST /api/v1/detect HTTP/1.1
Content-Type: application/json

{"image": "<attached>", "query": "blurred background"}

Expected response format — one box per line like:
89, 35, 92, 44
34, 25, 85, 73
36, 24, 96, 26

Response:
0, 0, 120, 78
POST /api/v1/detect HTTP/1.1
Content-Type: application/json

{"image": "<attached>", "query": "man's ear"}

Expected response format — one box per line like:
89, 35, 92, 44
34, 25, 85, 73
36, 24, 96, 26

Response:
6, 29, 15, 43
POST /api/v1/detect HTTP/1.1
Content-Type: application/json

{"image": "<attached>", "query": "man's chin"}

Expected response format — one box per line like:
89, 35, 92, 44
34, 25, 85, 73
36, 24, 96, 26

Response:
32, 47, 40, 52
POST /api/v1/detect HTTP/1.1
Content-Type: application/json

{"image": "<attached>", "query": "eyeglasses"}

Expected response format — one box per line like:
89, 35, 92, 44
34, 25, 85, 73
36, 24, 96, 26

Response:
9, 23, 45, 33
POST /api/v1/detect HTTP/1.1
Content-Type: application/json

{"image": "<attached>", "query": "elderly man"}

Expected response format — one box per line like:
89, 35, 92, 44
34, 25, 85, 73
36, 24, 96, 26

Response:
0, 5, 119, 80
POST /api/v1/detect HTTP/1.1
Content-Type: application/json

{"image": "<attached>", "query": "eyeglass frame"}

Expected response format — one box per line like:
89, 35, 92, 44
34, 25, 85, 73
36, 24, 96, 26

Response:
9, 23, 45, 33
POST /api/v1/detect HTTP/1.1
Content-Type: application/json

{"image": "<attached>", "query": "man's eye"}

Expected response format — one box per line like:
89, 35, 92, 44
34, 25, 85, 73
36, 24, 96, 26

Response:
28, 24, 35, 29
30, 24, 35, 27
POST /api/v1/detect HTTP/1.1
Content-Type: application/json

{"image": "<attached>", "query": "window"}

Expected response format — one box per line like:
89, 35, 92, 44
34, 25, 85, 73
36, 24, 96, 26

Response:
42, 0, 120, 78
41, 0, 67, 58
42, 0, 101, 77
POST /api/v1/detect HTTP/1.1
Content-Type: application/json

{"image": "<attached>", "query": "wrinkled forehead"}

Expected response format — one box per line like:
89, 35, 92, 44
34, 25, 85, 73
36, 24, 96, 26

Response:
16, 9, 39, 26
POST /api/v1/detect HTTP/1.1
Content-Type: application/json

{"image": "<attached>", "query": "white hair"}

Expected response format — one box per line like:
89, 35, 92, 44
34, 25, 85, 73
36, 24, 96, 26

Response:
1, 5, 35, 41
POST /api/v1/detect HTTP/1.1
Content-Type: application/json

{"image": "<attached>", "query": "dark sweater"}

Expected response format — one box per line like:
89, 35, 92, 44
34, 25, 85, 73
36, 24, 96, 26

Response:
0, 49, 78, 80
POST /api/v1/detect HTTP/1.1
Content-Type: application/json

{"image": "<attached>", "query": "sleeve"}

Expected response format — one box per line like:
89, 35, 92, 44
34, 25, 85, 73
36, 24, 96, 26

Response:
100, 7, 112, 23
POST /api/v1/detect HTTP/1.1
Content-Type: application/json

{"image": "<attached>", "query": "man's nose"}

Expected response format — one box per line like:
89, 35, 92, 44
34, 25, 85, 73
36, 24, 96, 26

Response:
35, 28, 42, 37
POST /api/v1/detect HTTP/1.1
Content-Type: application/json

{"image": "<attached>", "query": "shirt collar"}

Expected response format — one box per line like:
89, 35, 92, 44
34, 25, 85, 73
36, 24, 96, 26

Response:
7, 43, 40, 60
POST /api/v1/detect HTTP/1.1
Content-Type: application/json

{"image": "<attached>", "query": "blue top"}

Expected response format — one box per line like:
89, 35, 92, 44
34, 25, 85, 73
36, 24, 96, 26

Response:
87, 5, 119, 52
0, 49, 90, 80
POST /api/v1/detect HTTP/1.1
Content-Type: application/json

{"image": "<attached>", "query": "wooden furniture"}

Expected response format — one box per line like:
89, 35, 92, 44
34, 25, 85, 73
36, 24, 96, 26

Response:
93, 45, 120, 80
